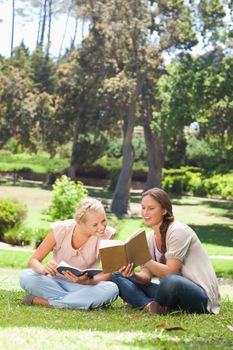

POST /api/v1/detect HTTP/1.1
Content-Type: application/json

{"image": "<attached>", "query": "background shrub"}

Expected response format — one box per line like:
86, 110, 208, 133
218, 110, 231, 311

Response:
47, 175, 88, 220
0, 198, 27, 240
3, 225, 31, 246
203, 172, 233, 200
32, 226, 51, 248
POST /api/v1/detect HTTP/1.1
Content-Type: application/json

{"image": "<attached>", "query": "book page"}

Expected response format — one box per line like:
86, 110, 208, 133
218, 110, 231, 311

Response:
99, 245, 128, 273
99, 239, 124, 248
57, 261, 75, 269
126, 230, 151, 267
126, 228, 145, 243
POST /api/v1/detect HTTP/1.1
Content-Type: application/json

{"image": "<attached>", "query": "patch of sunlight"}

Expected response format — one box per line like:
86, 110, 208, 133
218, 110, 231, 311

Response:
0, 328, 191, 350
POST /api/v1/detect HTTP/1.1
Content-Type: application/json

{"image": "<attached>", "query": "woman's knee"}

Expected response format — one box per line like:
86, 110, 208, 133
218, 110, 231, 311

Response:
111, 272, 122, 283
102, 281, 119, 299
19, 268, 39, 289
159, 274, 184, 293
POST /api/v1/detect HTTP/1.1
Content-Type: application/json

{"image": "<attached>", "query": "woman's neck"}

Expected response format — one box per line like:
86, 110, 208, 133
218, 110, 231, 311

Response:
151, 222, 162, 236
72, 223, 91, 250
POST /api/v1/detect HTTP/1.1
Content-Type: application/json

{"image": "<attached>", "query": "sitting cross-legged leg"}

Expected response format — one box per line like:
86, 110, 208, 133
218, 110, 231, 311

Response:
20, 268, 119, 309
156, 274, 208, 313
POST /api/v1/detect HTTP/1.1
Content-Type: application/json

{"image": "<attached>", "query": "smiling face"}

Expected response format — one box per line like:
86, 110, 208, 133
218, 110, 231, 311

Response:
82, 208, 107, 238
141, 194, 167, 229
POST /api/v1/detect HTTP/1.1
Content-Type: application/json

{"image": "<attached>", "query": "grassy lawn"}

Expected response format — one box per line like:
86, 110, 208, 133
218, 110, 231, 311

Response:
0, 268, 233, 350
0, 185, 233, 349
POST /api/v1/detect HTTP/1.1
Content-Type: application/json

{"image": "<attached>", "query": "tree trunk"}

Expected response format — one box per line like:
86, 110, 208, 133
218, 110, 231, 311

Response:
110, 110, 135, 216
68, 120, 79, 180
36, 2, 43, 45
111, 75, 145, 216
143, 121, 163, 190
59, 4, 71, 57
46, 0, 52, 58
39, 0, 48, 47
110, 83, 142, 215
70, 17, 78, 49
10, 0, 15, 56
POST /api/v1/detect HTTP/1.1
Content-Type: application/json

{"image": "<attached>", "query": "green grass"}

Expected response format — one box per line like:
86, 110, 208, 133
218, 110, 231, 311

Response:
0, 152, 69, 174
0, 185, 52, 228
0, 185, 233, 349
0, 250, 51, 269
211, 259, 233, 279
0, 268, 233, 350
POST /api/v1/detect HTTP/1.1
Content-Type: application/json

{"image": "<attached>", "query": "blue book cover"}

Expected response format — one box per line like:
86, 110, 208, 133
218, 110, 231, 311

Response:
57, 261, 102, 278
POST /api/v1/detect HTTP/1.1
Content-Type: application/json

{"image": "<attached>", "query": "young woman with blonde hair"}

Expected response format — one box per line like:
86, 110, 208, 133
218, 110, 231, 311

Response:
20, 197, 119, 309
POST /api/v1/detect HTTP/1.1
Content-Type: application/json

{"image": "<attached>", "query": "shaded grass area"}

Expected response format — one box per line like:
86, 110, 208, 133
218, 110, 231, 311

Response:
190, 224, 233, 256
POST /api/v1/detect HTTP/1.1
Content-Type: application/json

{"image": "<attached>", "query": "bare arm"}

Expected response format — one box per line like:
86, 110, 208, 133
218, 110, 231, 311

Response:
144, 258, 181, 278
62, 270, 113, 285
28, 231, 57, 275
119, 263, 153, 285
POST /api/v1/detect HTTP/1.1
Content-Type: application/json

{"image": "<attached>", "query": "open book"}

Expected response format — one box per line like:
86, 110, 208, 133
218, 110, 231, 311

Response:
57, 261, 102, 278
99, 228, 151, 273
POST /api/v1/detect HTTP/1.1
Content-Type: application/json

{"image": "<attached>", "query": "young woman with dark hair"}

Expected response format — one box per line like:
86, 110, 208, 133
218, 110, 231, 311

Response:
112, 188, 220, 315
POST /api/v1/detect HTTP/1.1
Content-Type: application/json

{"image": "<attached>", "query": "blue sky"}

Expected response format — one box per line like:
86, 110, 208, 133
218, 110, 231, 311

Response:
0, 1, 88, 58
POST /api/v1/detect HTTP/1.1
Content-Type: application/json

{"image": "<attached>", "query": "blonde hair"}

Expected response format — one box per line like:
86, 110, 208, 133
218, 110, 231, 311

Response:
74, 197, 104, 223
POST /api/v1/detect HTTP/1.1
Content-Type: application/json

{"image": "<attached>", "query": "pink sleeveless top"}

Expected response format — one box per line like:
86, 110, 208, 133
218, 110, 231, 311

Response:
51, 219, 115, 270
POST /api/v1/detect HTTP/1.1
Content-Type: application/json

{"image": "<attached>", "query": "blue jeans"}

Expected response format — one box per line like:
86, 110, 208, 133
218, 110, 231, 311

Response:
20, 269, 119, 309
112, 273, 208, 313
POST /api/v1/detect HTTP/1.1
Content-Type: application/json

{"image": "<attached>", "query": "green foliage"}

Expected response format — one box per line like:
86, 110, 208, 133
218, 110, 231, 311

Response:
3, 223, 50, 247
0, 151, 69, 174
0, 198, 27, 240
47, 175, 88, 221
203, 173, 233, 200
162, 167, 233, 200
159, 51, 233, 171
3, 225, 31, 246
105, 134, 147, 163
2, 137, 24, 154
162, 166, 202, 194
32, 226, 51, 248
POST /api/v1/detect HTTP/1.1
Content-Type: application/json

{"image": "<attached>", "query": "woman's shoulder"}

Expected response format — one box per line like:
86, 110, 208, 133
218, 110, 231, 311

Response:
51, 219, 76, 234
167, 220, 195, 237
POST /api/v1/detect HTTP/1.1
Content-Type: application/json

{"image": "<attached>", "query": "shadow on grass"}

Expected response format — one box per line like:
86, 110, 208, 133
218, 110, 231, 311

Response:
0, 290, 179, 331
204, 201, 233, 220
190, 224, 233, 248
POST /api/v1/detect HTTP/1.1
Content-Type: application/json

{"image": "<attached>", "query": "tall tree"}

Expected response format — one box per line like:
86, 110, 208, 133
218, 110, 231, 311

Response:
10, 0, 15, 56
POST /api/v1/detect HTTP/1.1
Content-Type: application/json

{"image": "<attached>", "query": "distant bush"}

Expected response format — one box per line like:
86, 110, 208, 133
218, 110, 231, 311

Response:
47, 175, 88, 220
203, 172, 233, 200
0, 198, 27, 241
162, 167, 233, 200
3, 225, 31, 246
32, 226, 50, 248
162, 167, 202, 194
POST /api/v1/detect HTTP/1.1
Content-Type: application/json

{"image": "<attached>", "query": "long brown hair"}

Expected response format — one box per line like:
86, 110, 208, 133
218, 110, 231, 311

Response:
142, 188, 174, 264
